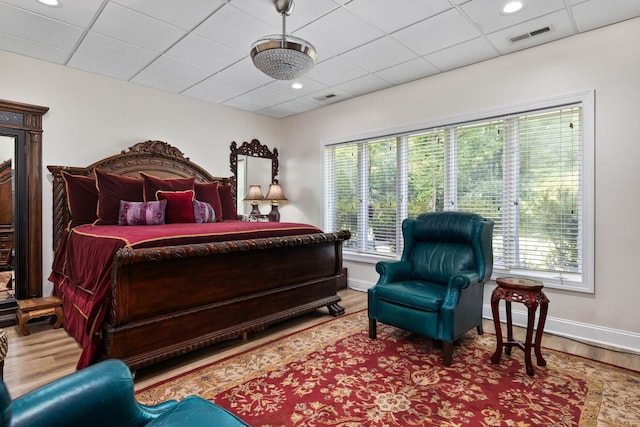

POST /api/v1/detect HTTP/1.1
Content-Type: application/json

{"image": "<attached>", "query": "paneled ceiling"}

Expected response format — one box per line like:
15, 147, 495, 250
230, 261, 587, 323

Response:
1, 0, 638, 118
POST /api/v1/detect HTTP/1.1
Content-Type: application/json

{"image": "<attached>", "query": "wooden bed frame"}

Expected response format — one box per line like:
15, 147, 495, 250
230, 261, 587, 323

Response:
48, 140, 350, 370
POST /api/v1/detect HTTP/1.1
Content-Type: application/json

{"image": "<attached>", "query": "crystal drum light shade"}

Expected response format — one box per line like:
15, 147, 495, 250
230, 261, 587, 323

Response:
250, 35, 317, 80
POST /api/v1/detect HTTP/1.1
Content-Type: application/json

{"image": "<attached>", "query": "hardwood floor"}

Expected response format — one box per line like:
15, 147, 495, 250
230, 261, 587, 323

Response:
3, 288, 639, 399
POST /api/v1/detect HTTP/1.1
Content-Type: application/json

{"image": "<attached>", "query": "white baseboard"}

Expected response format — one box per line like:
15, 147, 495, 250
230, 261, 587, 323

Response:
482, 304, 640, 355
346, 279, 640, 354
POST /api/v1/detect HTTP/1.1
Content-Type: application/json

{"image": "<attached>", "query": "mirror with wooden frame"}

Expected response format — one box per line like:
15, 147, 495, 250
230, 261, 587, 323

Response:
0, 99, 48, 326
229, 139, 279, 217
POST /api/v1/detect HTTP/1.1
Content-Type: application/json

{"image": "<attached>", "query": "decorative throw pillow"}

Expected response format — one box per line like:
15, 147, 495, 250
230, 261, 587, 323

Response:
218, 184, 238, 221
118, 200, 166, 226
156, 190, 195, 223
192, 200, 216, 223
61, 171, 99, 227
141, 172, 195, 202
95, 169, 144, 225
195, 181, 223, 222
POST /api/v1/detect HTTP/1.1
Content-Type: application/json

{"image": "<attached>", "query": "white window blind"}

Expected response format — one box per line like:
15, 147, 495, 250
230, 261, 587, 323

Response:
325, 94, 592, 292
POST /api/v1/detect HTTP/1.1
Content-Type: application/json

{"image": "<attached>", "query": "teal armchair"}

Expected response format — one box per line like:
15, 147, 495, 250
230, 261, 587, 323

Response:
0, 359, 249, 427
368, 211, 494, 366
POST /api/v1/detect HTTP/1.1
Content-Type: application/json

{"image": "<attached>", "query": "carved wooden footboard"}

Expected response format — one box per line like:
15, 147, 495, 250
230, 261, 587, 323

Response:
102, 230, 350, 369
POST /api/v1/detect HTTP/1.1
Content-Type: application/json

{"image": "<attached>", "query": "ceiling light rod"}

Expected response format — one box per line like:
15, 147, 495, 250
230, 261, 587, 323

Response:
250, 0, 317, 80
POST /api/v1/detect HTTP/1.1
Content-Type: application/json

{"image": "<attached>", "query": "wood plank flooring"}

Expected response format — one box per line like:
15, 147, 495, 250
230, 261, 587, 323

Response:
3, 289, 639, 399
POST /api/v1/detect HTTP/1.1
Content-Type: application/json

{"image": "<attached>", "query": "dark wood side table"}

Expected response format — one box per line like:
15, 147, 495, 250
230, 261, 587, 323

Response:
490, 277, 550, 376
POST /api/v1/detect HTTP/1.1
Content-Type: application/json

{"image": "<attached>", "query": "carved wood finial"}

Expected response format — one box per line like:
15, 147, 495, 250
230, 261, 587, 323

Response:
123, 140, 188, 160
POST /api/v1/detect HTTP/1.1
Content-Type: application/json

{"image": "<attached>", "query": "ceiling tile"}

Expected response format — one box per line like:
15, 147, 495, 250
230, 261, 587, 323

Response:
0, 3, 83, 50
195, 5, 279, 53
91, 2, 186, 52
256, 105, 296, 119
165, 33, 245, 72
461, 0, 566, 34
374, 57, 439, 85
267, 78, 328, 98
274, 97, 324, 115
486, 10, 575, 54
234, 86, 295, 107
392, 8, 481, 56
112, 0, 226, 30
570, 0, 640, 32
0, 32, 69, 63
131, 71, 192, 93
183, 73, 256, 104
0, 0, 104, 27
142, 55, 213, 85
74, 32, 158, 70
339, 36, 418, 73
67, 53, 139, 80
344, 0, 452, 33
294, 7, 385, 58
233, 0, 339, 32
334, 74, 393, 96
306, 57, 368, 86
424, 37, 499, 72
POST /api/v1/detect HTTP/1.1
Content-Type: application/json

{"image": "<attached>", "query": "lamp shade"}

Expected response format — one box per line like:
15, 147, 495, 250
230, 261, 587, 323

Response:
265, 183, 288, 203
243, 184, 264, 202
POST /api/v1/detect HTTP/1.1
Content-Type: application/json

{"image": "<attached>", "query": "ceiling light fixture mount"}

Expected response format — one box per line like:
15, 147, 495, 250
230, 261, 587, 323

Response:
250, 0, 317, 80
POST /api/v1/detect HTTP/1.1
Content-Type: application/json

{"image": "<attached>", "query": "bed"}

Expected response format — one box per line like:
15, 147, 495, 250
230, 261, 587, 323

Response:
47, 140, 350, 371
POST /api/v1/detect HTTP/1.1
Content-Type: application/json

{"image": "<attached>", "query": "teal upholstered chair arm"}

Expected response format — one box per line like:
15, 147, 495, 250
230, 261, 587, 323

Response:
6, 359, 175, 427
2, 359, 250, 427
375, 260, 412, 285
442, 270, 480, 310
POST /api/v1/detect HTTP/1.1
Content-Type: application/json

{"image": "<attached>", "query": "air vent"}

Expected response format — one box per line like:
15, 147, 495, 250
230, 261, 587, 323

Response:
509, 26, 551, 43
314, 93, 338, 102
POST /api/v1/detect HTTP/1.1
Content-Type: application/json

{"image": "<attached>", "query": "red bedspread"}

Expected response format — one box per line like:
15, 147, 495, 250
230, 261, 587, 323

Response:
49, 221, 322, 369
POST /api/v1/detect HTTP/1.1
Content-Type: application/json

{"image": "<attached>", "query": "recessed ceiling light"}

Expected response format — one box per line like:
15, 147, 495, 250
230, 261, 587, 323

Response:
502, 1, 524, 14
36, 0, 62, 7
291, 82, 303, 89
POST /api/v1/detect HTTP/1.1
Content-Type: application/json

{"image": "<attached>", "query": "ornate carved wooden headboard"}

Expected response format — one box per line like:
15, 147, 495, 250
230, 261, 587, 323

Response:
47, 140, 230, 250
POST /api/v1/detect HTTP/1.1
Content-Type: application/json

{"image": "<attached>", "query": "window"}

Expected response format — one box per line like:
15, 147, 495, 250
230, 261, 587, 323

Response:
325, 92, 594, 292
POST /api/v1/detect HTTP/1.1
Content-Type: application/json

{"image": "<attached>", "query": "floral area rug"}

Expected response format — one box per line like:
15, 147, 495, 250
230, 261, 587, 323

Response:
137, 310, 640, 426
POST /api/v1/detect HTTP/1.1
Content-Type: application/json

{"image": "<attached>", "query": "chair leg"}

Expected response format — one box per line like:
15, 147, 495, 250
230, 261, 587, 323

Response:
477, 323, 484, 335
442, 342, 453, 366
369, 319, 377, 339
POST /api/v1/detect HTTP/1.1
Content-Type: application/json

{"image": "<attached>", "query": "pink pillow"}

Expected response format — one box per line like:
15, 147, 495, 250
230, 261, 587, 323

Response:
218, 184, 237, 221
192, 200, 215, 223
156, 190, 195, 223
195, 181, 223, 222
141, 172, 195, 202
95, 169, 144, 225
118, 200, 166, 225
62, 171, 98, 227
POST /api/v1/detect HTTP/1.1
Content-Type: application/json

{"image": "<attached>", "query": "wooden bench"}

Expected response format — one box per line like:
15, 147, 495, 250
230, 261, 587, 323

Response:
16, 296, 64, 336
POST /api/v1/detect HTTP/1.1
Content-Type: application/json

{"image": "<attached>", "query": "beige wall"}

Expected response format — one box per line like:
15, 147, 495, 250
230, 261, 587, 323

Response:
1, 17, 638, 352
281, 18, 640, 351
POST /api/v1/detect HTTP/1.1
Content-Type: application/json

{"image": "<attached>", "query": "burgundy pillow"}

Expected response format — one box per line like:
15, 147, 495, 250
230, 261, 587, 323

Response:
195, 181, 223, 222
192, 200, 215, 223
156, 190, 195, 223
95, 169, 144, 225
218, 184, 238, 221
118, 200, 166, 226
61, 171, 99, 227
141, 172, 195, 202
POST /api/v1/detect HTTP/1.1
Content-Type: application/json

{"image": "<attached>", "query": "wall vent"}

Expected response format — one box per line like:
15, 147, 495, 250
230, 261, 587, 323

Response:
510, 26, 551, 43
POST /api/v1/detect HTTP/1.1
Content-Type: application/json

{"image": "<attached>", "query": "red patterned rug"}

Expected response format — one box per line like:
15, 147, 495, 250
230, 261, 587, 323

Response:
137, 310, 640, 426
